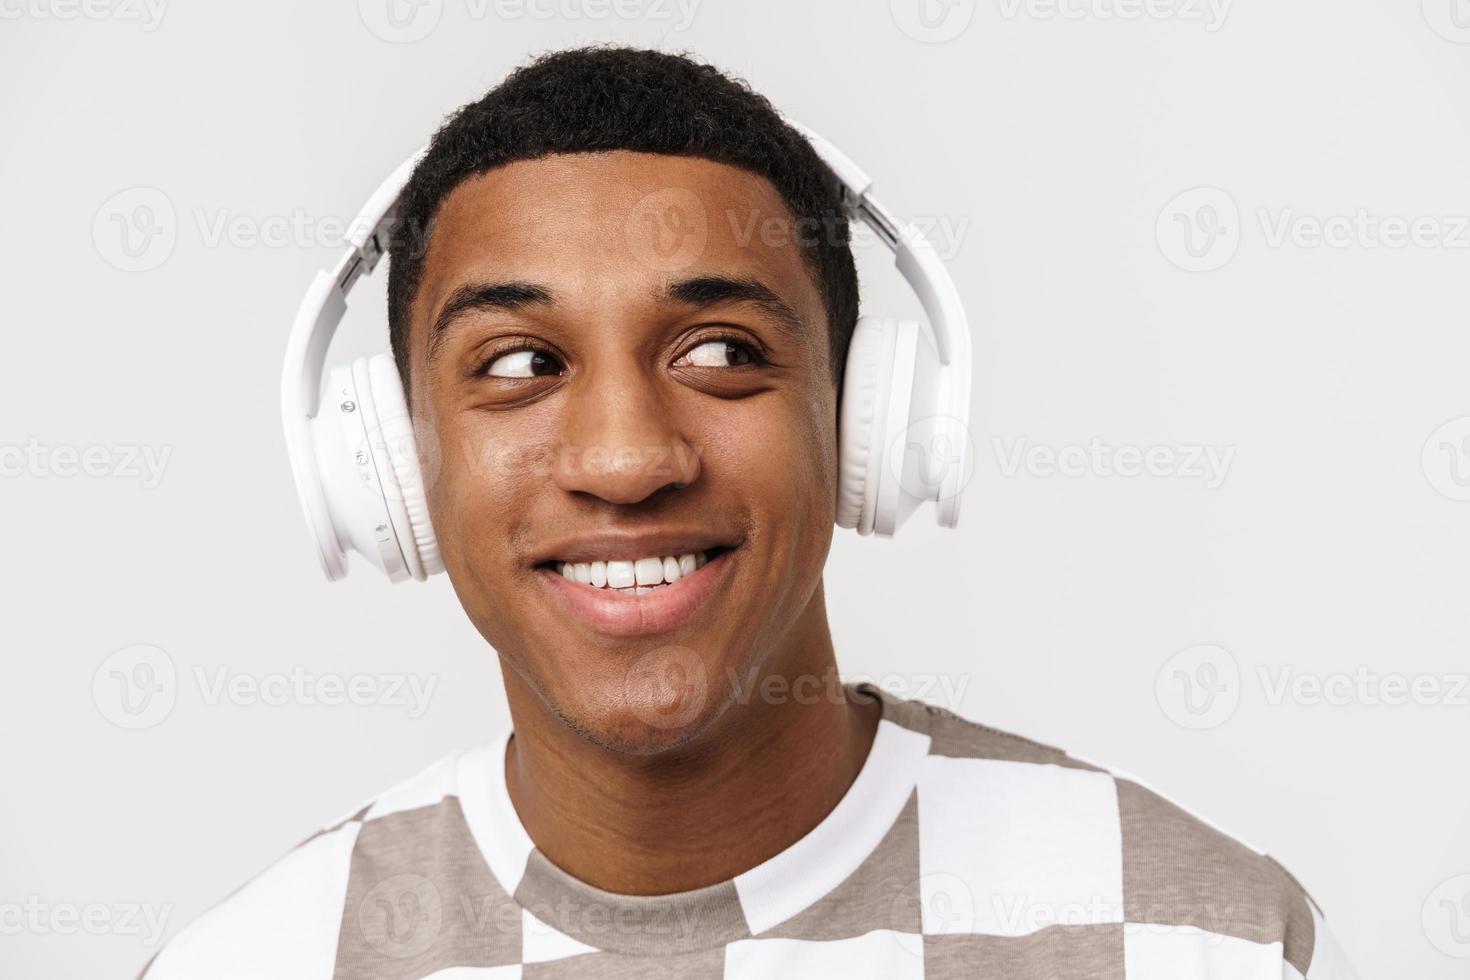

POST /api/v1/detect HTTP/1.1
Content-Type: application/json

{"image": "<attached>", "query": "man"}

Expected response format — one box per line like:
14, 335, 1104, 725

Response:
138, 46, 1356, 979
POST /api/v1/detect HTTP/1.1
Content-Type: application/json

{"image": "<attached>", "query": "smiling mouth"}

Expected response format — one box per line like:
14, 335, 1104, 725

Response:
536, 546, 736, 595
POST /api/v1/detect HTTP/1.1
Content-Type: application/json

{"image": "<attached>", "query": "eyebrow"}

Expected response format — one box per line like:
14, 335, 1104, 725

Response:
663, 274, 807, 343
424, 273, 807, 366
427, 280, 555, 367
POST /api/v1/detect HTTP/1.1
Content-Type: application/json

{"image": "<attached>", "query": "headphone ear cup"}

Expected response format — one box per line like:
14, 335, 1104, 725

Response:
837, 317, 925, 536
836, 317, 897, 532
364, 353, 443, 577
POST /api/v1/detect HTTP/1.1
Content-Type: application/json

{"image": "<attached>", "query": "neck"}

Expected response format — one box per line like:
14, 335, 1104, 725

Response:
500, 587, 881, 895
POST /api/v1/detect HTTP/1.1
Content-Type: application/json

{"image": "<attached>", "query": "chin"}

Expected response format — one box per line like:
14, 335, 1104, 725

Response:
531, 643, 743, 757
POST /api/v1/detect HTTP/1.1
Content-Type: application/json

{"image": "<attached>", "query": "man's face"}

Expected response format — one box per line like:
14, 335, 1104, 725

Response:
407, 151, 839, 753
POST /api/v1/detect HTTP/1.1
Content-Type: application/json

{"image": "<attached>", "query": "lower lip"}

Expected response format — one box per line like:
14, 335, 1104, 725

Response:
533, 550, 737, 638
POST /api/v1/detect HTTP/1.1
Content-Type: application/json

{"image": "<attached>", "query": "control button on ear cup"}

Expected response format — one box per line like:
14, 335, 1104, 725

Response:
365, 353, 443, 577
836, 317, 897, 532
317, 362, 410, 581
349, 357, 414, 582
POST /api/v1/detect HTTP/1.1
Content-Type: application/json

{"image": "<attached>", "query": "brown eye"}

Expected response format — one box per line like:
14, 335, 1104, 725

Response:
675, 339, 757, 368
484, 348, 562, 378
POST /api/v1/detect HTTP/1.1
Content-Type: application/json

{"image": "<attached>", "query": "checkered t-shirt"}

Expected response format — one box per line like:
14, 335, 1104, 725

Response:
136, 682, 1358, 979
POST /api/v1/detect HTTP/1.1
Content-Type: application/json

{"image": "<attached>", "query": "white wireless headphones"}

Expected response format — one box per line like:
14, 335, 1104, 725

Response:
281, 120, 974, 583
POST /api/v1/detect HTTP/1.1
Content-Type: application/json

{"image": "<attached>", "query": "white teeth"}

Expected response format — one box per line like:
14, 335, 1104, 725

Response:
605, 560, 635, 589
554, 550, 716, 591
634, 556, 663, 586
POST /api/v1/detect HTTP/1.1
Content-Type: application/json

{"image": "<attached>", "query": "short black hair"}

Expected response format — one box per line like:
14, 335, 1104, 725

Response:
386, 45, 859, 410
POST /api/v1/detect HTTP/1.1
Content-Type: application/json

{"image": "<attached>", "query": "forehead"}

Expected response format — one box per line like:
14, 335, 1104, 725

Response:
409, 151, 823, 334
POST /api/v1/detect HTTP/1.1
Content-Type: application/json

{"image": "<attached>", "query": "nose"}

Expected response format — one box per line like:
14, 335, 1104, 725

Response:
551, 362, 701, 506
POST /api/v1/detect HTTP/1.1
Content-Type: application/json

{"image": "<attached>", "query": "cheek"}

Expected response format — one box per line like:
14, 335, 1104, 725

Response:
426, 416, 542, 572
697, 388, 837, 557
425, 416, 561, 664
780, 380, 838, 518
805, 383, 840, 510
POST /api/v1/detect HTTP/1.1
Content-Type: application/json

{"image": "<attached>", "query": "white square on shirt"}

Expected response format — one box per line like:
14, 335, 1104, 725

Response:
1122, 922, 1283, 977
724, 929, 925, 980
916, 756, 1124, 937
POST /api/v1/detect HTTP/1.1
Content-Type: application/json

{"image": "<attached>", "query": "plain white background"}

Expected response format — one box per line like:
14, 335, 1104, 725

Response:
4, 0, 1469, 976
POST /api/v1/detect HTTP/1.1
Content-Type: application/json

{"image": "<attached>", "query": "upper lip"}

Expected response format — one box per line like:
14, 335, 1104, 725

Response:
530, 528, 742, 566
